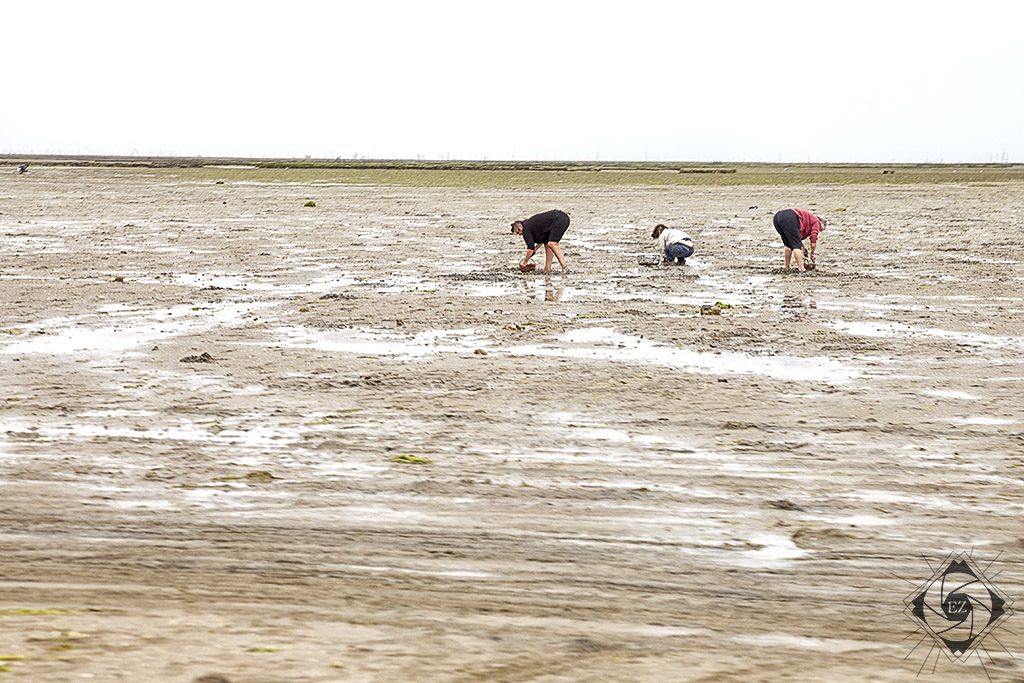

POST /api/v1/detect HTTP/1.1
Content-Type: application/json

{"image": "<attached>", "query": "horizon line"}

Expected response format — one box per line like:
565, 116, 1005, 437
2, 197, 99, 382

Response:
2, 153, 1022, 168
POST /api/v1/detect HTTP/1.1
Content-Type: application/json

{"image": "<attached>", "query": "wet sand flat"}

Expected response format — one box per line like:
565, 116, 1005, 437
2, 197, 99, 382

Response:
1, 167, 1023, 681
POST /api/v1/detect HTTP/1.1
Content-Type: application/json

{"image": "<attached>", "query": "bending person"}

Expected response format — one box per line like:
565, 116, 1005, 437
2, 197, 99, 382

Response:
772, 208, 824, 272
511, 209, 570, 273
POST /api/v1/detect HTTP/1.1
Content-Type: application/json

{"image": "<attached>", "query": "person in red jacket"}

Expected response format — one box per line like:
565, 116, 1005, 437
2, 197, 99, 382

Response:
772, 208, 825, 272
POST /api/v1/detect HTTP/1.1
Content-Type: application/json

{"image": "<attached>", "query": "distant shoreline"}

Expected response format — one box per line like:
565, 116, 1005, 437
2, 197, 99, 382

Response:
2, 154, 1020, 172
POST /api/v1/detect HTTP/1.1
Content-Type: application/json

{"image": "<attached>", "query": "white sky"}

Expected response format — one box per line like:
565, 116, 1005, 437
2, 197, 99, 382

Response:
3, 1, 1022, 162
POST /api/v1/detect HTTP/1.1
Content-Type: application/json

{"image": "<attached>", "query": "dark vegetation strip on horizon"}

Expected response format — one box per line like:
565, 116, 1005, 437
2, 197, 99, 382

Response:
5, 155, 1024, 186
2, 154, 1022, 172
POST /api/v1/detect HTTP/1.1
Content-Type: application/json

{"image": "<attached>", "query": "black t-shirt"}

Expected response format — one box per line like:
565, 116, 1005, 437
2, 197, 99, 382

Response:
521, 210, 568, 250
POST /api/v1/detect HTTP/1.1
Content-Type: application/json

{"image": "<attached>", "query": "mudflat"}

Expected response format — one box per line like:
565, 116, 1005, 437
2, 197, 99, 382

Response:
1, 166, 1022, 681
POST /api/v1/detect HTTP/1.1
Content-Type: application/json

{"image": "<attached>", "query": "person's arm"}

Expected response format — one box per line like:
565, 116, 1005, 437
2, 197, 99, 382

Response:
521, 226, 537, 266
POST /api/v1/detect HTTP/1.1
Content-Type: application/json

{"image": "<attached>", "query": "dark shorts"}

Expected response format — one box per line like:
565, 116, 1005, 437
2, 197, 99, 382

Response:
544, 213, 570, 244
773, 209, 803, 250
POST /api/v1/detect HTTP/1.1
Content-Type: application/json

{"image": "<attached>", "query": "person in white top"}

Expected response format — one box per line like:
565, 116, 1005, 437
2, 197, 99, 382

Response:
651, 224, 695, 265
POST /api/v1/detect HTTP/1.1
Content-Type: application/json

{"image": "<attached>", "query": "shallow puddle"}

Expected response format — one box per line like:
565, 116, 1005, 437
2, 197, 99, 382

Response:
275, 324, 859, 382
731, 633, 885, 653
1, 302, 270, 356
506, 328, 859, 383
945, 416, 1014, 425
279, 326, 489, 357
830, 319, 1024, 350
920, 389, 980, 400
170, 272, 357, 293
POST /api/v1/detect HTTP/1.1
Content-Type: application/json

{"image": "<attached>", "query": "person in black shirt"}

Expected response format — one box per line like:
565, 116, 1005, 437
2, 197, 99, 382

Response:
510, 209, 570, 273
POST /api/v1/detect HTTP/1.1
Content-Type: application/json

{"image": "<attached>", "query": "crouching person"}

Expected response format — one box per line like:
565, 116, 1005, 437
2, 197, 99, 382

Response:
652, 224, 695, 265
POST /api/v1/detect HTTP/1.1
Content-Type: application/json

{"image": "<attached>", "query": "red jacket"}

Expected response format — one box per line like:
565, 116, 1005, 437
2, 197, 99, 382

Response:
792, 208, 822, 243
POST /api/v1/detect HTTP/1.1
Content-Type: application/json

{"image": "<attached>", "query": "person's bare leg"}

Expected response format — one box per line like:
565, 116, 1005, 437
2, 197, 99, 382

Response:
549, 242, 568, 271
784, 247, 793, 270
793, 249, 805, 272
543, 244, 555, 273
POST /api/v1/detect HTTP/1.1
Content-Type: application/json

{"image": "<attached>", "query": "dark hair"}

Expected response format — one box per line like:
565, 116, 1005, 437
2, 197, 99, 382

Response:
510, 220, 522, 234
651, 224, 668, 239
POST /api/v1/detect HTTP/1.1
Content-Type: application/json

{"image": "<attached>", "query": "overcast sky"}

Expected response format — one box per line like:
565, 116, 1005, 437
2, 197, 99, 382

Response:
3, 1, 1022, 162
